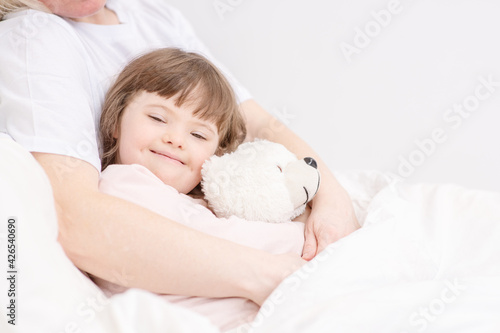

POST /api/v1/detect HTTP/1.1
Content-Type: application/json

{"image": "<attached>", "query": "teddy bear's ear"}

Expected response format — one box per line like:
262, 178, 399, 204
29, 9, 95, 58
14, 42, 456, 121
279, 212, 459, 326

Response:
201, 156, 213, 174
201, 155, 226, 197
201, 153, 241, 218
201, 154, 223, 175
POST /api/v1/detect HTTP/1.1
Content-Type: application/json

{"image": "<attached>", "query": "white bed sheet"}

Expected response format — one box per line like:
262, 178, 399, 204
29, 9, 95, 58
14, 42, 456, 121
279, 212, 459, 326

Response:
241, 173, 500, 333
1, 138, 499, 332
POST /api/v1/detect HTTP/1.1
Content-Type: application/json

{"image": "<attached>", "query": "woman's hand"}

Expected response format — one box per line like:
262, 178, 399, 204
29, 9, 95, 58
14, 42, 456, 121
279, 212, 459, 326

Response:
301, 186, 360, 260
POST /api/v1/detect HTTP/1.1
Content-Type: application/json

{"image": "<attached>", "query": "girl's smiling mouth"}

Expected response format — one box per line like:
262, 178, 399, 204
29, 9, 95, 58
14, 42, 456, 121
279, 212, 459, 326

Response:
150, 150, 184, 165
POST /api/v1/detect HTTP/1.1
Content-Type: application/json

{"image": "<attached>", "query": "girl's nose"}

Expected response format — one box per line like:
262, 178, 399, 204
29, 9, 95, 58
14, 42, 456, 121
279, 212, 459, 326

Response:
162, 130, 184, 148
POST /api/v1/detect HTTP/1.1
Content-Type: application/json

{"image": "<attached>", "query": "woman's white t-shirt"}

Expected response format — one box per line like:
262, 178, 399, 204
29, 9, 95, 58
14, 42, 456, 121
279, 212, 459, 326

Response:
0, 0, 251, 172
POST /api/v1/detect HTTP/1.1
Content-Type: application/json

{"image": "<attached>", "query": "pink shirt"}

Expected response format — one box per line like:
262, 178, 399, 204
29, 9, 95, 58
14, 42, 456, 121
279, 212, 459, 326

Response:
94, 164, 305, 331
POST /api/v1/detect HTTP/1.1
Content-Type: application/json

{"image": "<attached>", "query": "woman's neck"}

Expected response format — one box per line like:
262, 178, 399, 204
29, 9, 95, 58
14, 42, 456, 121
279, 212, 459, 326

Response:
72, 7, 119, 25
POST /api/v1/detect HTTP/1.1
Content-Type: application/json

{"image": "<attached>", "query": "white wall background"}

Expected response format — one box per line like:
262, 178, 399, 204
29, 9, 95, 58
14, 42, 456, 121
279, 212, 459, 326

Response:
168, 0, 500, 192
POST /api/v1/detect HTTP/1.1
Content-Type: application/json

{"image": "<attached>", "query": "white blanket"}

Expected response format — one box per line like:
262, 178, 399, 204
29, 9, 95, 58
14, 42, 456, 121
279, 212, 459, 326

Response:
2, 138, 499, 332
238, 174, 500, 333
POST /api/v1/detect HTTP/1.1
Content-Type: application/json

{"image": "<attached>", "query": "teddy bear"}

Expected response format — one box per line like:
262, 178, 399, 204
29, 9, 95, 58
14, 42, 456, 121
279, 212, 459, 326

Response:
201, 139, 321, 223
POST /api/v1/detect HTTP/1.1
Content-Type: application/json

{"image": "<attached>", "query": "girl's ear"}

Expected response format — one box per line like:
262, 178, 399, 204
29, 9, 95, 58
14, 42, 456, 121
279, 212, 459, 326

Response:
112, 124, 120, 139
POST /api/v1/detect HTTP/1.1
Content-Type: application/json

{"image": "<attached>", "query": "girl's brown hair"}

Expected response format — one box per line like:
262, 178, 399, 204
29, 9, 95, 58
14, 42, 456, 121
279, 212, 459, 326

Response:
99, 47, 247, 170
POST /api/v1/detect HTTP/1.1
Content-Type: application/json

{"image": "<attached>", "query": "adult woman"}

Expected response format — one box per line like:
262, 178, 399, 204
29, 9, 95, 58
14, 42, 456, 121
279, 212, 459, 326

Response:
0, 0, 359, 306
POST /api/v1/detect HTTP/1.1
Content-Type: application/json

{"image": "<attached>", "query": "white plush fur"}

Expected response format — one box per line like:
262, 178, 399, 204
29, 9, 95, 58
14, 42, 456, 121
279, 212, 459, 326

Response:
201, 140, 320, 223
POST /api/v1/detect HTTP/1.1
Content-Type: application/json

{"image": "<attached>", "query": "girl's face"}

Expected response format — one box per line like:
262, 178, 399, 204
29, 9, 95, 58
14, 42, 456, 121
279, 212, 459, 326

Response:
115, 91, 219, 194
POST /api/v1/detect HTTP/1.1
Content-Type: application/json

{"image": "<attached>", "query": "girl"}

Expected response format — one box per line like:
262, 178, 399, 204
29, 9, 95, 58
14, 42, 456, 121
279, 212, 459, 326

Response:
95, 48, 307, 331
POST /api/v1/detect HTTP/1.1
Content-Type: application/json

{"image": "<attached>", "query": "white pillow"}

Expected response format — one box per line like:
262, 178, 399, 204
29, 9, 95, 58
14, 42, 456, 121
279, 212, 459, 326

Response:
0, 138, 219, 333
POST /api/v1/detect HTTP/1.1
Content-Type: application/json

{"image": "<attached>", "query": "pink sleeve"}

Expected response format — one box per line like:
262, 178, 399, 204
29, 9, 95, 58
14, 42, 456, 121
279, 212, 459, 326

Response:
99, 164, 305, 255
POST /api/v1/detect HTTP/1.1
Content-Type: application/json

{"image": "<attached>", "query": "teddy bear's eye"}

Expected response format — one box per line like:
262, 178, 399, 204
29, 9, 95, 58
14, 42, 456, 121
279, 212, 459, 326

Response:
277, 166, 282, 172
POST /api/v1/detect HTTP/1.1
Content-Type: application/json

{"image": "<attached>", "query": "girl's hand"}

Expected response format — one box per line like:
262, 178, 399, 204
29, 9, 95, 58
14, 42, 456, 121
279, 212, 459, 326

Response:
301, 187, 360, 260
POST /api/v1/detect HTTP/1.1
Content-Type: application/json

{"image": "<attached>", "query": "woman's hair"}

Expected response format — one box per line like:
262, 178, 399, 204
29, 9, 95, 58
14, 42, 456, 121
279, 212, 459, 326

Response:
99, 47, 247, 170
0, 0, 49, 20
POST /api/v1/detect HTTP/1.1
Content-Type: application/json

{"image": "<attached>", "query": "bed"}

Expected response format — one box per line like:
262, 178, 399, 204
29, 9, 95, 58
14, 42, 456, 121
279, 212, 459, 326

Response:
2, 137, 499, 332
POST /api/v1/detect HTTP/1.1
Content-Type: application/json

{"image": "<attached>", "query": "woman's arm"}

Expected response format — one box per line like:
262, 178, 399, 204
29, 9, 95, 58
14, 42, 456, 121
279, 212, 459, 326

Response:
240, 99, 360, 260
34, 152, 304, 305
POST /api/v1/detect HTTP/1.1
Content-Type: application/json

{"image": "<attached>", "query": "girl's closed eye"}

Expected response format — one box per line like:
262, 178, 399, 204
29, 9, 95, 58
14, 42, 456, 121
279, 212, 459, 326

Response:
191, 132, 207, 140
149, 114, 166, 123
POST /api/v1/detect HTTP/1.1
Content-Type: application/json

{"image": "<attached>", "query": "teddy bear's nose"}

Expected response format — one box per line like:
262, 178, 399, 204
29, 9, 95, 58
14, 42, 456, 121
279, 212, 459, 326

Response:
304, 157, 317, 169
